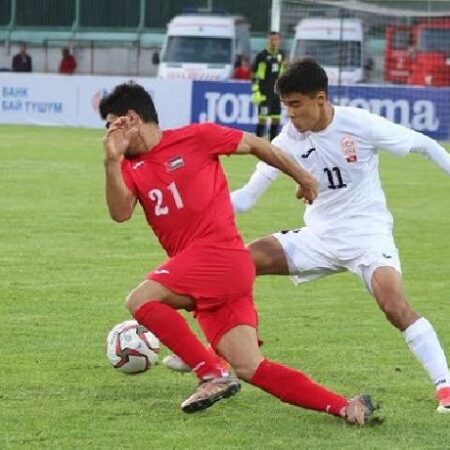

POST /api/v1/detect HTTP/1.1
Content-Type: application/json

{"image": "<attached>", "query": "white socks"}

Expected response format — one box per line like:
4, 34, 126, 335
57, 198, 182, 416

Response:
403, 317, 450, 390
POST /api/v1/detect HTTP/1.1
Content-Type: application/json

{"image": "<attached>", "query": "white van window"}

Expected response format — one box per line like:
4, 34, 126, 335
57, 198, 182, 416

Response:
292, 40, 361, 69
163, 36, 233, 64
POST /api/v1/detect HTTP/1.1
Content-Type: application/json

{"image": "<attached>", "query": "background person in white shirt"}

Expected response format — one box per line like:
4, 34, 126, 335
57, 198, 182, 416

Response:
231, 59, 450, 413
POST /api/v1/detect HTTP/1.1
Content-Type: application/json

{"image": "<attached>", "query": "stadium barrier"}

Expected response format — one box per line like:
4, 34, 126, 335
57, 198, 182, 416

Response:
191, 81, 450, 141
1, 73, 449, 140
0, 73, 192, 129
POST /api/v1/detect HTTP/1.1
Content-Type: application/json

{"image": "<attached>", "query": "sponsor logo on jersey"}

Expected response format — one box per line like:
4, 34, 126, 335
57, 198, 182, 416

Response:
132, 161, 145, 170
165, 156, 184, 172
154, 269, 170, 275
301, 148, 316, 159
382, 253, 392, 259
341, 136, 358, 162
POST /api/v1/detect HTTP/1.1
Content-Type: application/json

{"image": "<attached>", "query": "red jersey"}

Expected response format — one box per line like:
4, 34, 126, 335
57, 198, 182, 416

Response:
59, 55, 77, 74
121, 123, 244, 256
233, 66, 252, 80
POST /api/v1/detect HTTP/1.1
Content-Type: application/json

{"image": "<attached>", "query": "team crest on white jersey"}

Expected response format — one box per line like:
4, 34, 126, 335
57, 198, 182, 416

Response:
165, 156, 184, 172
341, 136, 358, 162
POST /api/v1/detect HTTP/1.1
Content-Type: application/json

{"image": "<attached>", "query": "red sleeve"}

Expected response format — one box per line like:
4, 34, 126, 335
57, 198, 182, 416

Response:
120, 159, 137, 194
194, 123, 243, 157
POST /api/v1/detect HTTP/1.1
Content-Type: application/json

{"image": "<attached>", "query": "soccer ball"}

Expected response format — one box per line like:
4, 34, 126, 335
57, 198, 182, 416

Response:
106, 320, 160, 374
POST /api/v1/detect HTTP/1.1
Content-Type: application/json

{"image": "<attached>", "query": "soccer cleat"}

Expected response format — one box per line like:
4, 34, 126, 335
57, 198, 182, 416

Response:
163, 354, 192, 373
436, 387, 450, 413
342, 394, 380, 425
181, 376, 241, 413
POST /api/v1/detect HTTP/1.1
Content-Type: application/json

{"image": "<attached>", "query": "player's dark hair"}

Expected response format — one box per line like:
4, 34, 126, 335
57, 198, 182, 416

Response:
276, 59, 328, 97
269, 31, 281, 37
99, 81, 159, 124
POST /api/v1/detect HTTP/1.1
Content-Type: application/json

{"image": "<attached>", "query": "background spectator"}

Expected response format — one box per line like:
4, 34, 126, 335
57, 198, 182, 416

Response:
233, 56, 252, 80
59, 47, 77, 75
12, 43, 32, 72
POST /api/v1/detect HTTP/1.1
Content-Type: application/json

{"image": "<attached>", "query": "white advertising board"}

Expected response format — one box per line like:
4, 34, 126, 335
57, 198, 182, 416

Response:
0, 73, 192, 130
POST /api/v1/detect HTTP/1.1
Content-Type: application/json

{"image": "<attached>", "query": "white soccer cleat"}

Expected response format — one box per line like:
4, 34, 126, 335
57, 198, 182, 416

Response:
436, 387, 450, 413
163, 354, 192, 373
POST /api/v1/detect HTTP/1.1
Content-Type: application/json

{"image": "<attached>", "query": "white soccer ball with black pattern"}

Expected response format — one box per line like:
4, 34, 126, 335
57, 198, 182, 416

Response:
106, 320, 160, 374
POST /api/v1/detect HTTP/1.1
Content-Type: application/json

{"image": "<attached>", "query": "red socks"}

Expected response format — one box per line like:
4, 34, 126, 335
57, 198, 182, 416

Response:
134, 301, 222, 380
251, 359, 348, 416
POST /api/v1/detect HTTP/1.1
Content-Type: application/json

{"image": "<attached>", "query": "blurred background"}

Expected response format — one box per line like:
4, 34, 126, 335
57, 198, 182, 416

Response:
0, 0, 449, 84
1, 0, 450, 137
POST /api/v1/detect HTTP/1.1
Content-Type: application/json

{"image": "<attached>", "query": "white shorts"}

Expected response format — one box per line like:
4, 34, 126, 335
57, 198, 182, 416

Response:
273, 227, 402, 295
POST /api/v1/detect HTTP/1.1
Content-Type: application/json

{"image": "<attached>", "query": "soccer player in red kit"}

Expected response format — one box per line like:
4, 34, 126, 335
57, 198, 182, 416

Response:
99, 82, 378, 425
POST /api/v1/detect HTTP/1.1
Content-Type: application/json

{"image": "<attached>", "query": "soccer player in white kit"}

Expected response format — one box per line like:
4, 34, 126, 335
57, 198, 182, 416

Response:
231, 59, 450, 413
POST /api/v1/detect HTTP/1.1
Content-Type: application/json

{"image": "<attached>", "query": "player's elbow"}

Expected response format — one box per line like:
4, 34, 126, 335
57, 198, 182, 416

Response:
111, 215, 130, 223
109, 209, 132, 223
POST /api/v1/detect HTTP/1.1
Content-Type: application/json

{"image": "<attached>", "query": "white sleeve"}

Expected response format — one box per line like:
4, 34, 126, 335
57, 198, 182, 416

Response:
368, 112, 450, 174
409, 132, 450, 175
368, 113, 414, 157
231, 162, 280, 213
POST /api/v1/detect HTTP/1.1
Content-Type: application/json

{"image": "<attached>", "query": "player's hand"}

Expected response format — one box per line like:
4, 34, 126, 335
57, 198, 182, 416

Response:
103, 116, 138, 163
296, 175, 319, 205
251, 90, 266, 105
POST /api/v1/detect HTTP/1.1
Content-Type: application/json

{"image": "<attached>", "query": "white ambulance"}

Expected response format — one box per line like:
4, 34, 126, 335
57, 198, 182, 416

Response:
156, 13, 251, 80
290, 18, 364, 84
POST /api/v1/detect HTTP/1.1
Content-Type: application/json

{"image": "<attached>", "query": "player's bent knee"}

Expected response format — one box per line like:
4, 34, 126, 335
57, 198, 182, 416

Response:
125, 292, 151, 314
248, 237, 288, 275
125, 284, 162, 314
230, 359, 262, 382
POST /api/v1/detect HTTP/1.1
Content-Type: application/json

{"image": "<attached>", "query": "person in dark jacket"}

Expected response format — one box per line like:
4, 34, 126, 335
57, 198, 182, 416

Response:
12, 43, 32, 72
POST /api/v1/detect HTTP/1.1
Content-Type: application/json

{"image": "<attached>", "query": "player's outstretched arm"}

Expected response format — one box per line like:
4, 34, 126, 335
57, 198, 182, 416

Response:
369, 112, 450, 175
235, 131, 319, 204
231, 168, 275, 213
409, 132, 450, 175
103, 117, 137, 222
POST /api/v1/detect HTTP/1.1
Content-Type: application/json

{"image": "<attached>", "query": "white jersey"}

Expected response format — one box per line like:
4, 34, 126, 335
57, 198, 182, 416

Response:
256, 106, 416, 258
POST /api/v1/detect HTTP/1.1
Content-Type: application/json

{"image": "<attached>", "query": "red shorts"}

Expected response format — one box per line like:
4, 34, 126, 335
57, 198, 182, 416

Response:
148, 245, 258, 348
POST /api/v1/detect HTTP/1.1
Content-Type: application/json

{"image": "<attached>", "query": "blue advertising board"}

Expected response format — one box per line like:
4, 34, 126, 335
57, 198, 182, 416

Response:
191, 81, 450, 140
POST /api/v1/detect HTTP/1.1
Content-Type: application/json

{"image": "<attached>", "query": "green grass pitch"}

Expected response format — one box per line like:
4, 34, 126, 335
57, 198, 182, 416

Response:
0, 125, 449, 449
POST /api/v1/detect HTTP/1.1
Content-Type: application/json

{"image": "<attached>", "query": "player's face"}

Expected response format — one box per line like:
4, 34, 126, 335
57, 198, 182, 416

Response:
105, 113, 141, 159
268, 34, 281, 51
281, 91, 326, 133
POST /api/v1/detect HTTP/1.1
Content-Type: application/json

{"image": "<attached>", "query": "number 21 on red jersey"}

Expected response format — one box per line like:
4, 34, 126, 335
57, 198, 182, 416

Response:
148, 181, 184, 216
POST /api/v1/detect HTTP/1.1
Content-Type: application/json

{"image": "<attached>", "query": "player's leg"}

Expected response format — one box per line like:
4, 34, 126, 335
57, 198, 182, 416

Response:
163, 343, 229, 373
268, 96, 281, 141
162, 235, 290, 372
248, 235, 290, 275
214, 324, 378, 425
127, 279, 227, 382
248, 228, 343, 279
353, 234, 450, 413
190, 293, 379, 425
370, 266, 418, 330
269, 115, 280, 141
369, 266, 450, 412
256, 102, 269, 138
